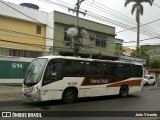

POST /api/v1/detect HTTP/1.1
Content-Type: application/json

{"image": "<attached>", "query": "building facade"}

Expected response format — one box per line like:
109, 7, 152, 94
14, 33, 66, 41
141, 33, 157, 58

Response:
142, 45, 160, 56
0, 1, 55, 83
53, 11, 118, 60
0, 1, 53, 58
1, 1, 118, 60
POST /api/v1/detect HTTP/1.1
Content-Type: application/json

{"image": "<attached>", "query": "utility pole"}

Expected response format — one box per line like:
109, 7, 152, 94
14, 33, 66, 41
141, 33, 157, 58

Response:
76, 0, 85, 27
69, 0, 86, 27
68, 0, 86, 57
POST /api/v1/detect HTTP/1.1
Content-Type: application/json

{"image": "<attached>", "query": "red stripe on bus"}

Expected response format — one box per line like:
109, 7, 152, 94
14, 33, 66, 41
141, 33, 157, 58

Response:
106, 80, 142, 87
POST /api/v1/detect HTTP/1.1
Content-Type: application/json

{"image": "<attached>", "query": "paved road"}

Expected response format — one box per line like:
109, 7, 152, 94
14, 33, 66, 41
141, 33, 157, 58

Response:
0, 85, 160, 120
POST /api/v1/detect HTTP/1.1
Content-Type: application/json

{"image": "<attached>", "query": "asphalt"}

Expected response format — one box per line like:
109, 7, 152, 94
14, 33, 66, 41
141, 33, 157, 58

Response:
0, 84, 160, 102
0, 84, 23, 102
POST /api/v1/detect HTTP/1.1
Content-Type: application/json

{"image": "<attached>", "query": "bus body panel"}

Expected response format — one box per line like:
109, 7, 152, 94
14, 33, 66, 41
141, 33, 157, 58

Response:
22, 56, 144, 102
39, 77, 143, 101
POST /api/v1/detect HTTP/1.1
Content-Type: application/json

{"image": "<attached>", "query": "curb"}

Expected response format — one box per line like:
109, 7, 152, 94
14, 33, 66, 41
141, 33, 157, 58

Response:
0, 83, 22, 86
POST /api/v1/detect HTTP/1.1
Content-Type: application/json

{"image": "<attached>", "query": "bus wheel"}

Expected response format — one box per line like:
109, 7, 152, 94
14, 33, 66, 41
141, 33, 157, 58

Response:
62, 88, 77, 104
119, 86, 128, 98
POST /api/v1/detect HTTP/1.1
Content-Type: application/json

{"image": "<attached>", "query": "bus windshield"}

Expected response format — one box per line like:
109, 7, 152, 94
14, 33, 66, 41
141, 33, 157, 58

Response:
24, 58, 48, 86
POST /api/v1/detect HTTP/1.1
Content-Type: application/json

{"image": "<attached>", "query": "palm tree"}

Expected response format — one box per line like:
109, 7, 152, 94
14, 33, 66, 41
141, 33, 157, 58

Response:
124, 0, 154, 49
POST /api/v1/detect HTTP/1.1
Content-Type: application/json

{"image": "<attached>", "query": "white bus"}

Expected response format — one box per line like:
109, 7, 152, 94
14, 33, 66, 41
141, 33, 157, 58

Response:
22, 56, 144, 103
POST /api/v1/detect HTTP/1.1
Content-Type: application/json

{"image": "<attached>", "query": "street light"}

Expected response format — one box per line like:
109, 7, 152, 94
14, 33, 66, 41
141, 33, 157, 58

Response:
67, 27, 78, 37
80, 29, 87, 37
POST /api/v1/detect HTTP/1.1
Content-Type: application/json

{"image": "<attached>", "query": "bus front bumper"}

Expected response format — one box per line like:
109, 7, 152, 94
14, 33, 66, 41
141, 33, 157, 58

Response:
22, 90, 41, 102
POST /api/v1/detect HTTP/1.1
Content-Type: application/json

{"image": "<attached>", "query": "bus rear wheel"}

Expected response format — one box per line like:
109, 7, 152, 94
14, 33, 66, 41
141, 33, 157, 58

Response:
62, 88, 77, 104
119, 86, 128, 98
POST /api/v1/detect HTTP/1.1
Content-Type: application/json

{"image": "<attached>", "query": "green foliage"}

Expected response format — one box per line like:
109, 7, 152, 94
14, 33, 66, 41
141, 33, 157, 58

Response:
131, 47, 149, 59
115, 43, 124, 56
149, 56, 160, 69
124, 0, 154, 48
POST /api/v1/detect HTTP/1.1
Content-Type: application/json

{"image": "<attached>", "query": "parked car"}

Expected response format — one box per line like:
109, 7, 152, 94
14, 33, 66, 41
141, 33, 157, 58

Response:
143, 75, 156, 85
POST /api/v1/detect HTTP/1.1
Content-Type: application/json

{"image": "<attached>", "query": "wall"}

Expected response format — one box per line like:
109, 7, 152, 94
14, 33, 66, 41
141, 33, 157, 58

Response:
0, 56, 33, 83
0, 1, 48, 24
0, 1, 54, 55
53, 11, 116, 57
0, 16, 46, 52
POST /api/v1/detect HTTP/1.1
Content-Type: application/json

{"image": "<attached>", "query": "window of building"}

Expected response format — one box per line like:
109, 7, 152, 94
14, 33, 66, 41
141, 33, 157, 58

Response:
9, 49, 41, 58
32, 52, 41, 58
0, 48, 9, 56
36, 25, 42, 34
10, 49, 15, 56
64, 27, 71, 42
95, 34, 106, 47
20, 50, 25, 57
15, 50, 20, 56
26, 51, 32, 57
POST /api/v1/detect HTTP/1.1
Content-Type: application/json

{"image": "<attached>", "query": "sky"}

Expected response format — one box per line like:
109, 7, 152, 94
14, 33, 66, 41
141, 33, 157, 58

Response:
2, 0, 160, 49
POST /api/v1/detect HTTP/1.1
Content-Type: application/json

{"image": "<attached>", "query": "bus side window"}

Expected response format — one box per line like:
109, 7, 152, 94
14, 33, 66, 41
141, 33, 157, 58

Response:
73, 61, 84, 76
118, 64, 130, 77
92, 62, 102, 76
85, 62, 91, 75
64, 60, 73, 76
84, 62, 102, 76
50, 64, 56, 77
43, 62, 63, 85
131, 65, 143, 77
54, 63, 63, 80
103, 63, 110, 76
110, 63, 118, 76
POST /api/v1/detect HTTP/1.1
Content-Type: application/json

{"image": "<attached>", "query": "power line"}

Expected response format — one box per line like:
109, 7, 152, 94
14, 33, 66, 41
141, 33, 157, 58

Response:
0, 38, 47, 49
0, 28, 54, 41
0, 27, 74, 46
83, 0, 160, 37
39, 0, 118, 53
0, 0, 116, 56
116, 18, 160, 34
153, 3, 160, 9
86, 0, 135, 23
0, 0, 64, 35
39, 0, 160, 37
84, 0, 136, 26
85, 11, 159, 37
36, 0, 159, 45
2, 25, 160, 47
85, 12, 156, 37
3, 0, 159, 54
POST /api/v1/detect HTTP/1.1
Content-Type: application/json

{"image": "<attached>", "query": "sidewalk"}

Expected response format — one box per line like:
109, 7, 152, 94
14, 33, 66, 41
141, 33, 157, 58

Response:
0, 84, 23, 101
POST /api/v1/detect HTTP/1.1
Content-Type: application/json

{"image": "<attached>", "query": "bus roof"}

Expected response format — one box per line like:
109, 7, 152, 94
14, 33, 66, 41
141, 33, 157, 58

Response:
38, 55, 143, 66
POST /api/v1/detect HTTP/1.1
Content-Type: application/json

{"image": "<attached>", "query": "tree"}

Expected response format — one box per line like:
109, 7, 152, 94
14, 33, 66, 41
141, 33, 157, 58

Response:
124, 0, 154, 49
115, 43, 124, 56
131, 47, 149, 59
149, 56, 160, 69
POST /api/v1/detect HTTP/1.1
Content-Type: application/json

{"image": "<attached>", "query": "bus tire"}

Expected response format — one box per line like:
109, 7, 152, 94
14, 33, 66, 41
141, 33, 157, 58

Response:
62, 88, 77, 104
119, 85, 128, 98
